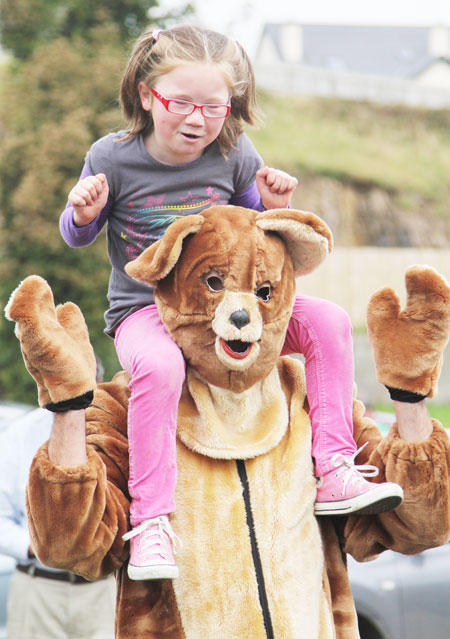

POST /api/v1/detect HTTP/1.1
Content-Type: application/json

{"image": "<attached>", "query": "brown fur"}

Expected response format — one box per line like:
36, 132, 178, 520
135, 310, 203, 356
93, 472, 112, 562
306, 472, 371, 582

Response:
25, 374, 450, 638
5, 275, 97, 406
367, 265, 450, 397
126, 205, 331, 392
6, 205, 450, 638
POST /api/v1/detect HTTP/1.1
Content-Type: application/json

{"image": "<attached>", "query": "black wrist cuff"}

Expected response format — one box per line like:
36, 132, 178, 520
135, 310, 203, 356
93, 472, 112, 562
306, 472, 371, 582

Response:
46, 390, 94, 413
385, 386, 427, 403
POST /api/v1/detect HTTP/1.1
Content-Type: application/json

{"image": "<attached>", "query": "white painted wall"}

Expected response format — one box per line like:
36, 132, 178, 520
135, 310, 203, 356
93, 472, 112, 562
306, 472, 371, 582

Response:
278, 24, 303, 63
416, 59, 450, 89
255, 62, 450, 108
255, 24, 450, 104
296, 246, 450, 327
428, 25, 450, 58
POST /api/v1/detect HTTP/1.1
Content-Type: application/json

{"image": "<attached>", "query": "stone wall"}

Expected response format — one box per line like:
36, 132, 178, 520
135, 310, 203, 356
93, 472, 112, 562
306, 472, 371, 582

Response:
291, 176, 450, 248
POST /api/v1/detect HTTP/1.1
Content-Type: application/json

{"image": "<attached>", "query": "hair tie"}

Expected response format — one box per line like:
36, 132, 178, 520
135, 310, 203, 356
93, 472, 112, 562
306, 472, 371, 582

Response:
152, 29, 162, 42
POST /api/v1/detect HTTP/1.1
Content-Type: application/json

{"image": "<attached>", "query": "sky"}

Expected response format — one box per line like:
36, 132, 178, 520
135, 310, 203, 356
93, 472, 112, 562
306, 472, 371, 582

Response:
159, 0, 450, 57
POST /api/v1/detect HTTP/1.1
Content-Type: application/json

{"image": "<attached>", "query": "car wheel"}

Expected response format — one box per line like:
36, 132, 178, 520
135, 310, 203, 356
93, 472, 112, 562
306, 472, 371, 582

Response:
358, 615, 385, 639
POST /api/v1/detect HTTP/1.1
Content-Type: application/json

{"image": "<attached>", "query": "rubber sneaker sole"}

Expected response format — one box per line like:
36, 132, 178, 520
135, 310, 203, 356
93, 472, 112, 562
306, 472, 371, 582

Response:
127, 563, 179, 580
315, 482, 404, 516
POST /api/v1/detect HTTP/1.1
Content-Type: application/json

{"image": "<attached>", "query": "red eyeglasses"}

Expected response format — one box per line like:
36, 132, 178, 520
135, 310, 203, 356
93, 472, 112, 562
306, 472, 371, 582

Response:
151, 88, 231, 118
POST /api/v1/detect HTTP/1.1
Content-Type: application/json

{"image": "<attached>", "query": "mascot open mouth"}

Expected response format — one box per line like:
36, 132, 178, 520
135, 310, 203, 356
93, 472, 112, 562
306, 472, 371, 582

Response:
220, 338, 253, 360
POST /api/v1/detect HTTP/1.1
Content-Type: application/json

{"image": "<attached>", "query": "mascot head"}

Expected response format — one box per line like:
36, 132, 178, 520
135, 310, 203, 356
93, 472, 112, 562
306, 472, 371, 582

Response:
126, 205, 332, 393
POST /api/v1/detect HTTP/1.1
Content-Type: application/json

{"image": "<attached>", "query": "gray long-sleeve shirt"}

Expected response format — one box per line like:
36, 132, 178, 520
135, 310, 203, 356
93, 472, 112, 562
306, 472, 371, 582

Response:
60, 131, 264, 335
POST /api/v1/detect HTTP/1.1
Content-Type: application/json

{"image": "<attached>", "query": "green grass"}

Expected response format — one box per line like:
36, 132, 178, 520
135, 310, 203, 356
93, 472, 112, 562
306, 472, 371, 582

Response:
247, 91, 450, 215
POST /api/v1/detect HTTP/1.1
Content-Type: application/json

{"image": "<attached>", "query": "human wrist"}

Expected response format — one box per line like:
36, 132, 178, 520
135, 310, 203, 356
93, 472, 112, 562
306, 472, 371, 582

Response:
48, 410, 88, 465
260, 197, 293, 211
73, 211, 91, 228
394, 399, 432, 442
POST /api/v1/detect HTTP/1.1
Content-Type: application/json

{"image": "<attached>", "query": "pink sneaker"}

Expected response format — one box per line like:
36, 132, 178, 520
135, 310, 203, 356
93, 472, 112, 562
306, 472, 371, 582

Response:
122, 515, 181, 580
314, 448, 404, 516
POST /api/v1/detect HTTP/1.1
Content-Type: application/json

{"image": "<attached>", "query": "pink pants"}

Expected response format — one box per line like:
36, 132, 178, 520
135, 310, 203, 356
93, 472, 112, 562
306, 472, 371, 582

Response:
114, 296, 355, 525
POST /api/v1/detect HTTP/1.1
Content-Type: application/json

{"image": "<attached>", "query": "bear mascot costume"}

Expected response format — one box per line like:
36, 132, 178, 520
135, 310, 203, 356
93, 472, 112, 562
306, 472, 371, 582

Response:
5, 205, 450, 639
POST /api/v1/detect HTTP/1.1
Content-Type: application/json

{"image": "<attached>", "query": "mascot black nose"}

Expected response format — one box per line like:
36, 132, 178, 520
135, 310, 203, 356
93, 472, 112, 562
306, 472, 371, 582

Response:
229, 309, 250, 329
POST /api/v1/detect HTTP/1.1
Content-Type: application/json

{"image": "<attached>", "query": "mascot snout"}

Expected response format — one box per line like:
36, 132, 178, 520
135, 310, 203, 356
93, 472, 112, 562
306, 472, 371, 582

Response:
212, 290, 262, 370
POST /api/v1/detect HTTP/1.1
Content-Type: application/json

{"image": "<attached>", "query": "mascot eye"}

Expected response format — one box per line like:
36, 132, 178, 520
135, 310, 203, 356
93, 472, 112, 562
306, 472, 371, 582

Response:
202, 271, 225, 292
255, 283, 272, 302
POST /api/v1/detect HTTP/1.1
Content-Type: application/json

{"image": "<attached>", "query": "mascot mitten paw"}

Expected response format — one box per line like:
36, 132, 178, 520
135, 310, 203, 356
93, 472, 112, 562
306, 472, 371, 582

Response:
367, 265, 450, 400
5, 275, 97, 411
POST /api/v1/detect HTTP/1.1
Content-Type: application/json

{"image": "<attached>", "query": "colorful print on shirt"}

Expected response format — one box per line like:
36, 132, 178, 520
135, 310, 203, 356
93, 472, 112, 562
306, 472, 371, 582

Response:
123, 188, 223, 260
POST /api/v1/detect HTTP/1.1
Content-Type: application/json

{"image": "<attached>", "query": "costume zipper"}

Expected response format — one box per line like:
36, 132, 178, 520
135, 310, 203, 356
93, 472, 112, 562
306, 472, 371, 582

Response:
236, 459, 275, 639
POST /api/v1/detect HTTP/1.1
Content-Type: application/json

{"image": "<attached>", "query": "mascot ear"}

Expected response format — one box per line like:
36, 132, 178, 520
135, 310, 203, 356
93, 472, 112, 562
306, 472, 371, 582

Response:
256, 209, 333, 277
125, 215, 204, 286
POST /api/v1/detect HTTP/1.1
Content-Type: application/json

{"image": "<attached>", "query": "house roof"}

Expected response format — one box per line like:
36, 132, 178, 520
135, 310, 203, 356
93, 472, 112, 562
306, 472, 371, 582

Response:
259, 23, 439, 78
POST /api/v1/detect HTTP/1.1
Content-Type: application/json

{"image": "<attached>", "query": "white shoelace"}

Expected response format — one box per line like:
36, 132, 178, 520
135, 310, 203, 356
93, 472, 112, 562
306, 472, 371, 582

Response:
122, 515, 182, 558
329, 442, 379, 496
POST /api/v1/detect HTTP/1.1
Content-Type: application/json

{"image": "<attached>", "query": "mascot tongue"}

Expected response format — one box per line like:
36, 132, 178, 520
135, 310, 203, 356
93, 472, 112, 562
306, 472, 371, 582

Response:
220, 338, 253, 359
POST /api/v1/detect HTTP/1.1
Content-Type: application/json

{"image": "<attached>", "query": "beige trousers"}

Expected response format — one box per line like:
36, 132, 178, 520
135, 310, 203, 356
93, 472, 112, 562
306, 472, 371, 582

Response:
7, 569, 116, 639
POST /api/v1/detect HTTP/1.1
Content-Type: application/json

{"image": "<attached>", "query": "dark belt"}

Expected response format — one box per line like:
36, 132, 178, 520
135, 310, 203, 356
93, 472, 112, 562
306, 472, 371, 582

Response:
17, 563, 90, 584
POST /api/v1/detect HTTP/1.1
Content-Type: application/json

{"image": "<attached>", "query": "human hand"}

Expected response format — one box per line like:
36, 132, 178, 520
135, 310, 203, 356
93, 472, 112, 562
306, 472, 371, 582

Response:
255, 166, 298, 210
68, 173, 109, 227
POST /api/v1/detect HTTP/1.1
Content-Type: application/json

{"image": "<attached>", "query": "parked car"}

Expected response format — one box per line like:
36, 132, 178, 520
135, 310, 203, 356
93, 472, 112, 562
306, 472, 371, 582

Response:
0, 401, 34, 638
349, 542, 450, 639
0, 555, 14, 639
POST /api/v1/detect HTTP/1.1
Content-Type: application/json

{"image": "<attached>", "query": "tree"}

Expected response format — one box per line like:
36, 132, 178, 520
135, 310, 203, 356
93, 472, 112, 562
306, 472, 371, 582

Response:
0, 24, 126, 400
0, 0, 195, 401
0, 0, 156, 59
0, 0, 195, 60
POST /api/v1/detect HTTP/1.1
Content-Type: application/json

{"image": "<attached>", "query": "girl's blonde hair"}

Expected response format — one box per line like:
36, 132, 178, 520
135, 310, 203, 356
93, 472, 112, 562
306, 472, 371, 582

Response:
120, 25, 262, 155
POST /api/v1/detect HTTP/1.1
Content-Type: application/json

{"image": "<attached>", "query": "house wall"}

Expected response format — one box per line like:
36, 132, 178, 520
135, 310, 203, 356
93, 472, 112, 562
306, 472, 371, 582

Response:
416, 60, 450, 88
279, 24, 303, 63
254, 62, 450, 108
428, 26, 450, 58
